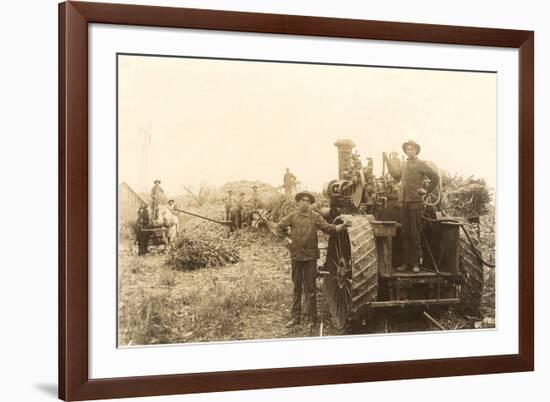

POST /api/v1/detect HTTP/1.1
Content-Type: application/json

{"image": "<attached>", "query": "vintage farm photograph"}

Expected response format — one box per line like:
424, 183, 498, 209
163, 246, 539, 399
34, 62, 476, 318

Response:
117, 54, 496, 346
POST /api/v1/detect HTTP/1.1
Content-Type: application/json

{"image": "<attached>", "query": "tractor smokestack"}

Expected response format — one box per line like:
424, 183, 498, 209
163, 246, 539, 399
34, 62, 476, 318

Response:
334, 139, 356, 179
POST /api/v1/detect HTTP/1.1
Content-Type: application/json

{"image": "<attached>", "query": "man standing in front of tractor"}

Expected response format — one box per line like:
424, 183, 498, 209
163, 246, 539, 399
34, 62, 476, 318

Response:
390, 140, 439, 273
278, 191, 350, 329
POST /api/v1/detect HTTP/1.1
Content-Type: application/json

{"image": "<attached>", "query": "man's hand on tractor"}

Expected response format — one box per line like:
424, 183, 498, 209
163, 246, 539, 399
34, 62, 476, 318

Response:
336, 220, 352, 232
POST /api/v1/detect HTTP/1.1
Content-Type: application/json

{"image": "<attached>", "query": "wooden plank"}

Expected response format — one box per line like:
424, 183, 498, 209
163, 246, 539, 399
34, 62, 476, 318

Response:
369, 298, 461, 308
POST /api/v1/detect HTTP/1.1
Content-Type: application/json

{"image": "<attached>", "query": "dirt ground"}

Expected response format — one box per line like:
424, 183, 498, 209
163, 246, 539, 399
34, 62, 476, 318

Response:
118, 227, 495, 346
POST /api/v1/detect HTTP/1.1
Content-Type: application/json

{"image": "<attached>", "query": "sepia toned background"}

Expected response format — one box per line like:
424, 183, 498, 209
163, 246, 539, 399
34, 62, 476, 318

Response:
118, 54, 496, 195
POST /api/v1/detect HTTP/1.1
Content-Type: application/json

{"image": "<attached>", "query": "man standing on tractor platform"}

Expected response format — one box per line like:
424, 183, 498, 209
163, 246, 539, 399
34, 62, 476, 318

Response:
278, 191, 350, 329
150, 179, 164, 221
283, 168, 297, 195
389, 140, 439, 273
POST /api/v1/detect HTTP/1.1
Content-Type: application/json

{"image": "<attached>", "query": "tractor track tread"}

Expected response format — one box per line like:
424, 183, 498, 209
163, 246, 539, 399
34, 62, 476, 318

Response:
458, 223, 484, 313
350, 232, 374, 243
352, 246, 377, 267
352, 284, 378, 303
462, 256, 483, 273
351, 273, 377, 291
352, 260, 377, 281
324, 215, 379, 330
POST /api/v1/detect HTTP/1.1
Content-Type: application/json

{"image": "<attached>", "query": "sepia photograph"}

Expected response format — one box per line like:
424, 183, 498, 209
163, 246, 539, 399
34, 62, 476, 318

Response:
116, 53, 496, 346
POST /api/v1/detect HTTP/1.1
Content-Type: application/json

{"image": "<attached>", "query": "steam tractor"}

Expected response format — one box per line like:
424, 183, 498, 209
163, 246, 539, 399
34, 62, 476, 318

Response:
321, 139, 484, 330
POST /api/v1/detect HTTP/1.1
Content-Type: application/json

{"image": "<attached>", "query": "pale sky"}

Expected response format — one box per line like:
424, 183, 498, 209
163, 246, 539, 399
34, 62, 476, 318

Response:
118, 54, 496, 196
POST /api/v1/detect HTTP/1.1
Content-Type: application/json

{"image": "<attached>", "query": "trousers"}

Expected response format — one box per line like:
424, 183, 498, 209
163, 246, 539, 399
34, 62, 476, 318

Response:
400, 201, 423, 266
291, 259, 317, 322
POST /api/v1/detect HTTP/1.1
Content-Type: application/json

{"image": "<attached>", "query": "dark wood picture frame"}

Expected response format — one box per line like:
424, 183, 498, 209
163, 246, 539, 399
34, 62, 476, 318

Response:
59, 1, 534, 400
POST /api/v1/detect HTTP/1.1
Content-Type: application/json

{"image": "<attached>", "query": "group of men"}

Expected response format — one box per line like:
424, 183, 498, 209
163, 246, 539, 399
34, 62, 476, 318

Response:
279, 139, 438, 330
223, 185, 262, 231
134, 180, 180, 256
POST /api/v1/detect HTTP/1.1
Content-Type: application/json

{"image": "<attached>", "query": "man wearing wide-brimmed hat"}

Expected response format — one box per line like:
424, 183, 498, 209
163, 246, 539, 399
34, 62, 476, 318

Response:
389, 140, 439, 273
278, 191, 350, 329
150, 179, 164, 221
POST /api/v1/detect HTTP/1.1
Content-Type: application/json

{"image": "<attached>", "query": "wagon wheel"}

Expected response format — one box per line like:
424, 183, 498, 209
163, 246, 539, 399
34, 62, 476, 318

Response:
423, 186, 441, 207
324, 215, 379, 330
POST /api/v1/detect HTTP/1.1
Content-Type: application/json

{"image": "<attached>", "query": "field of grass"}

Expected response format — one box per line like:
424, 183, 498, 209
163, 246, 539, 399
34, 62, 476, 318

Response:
118, 231, 334, 346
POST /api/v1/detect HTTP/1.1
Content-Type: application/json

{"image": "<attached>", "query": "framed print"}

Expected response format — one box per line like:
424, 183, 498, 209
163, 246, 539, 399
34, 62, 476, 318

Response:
59, 1, 534, 400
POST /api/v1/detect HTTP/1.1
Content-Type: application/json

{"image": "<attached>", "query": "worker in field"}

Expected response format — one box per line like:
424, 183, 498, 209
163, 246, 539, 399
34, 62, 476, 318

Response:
227, 191, 243, 232
249, 185, 262, 228
150, 179, 164, 221
283, 168, 297, 195
167, 199, 176, 214
235, 192, 246, 229
250, 185, 261, 210
135, 205, 151, 256
388, 140, 439, 273
278, 191, 350, 329
224, 190, 234, 221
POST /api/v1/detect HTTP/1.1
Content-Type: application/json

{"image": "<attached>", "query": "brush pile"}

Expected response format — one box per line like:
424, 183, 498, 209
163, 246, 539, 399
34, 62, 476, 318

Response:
440, 174, 492, 218
168, 234, 239, 270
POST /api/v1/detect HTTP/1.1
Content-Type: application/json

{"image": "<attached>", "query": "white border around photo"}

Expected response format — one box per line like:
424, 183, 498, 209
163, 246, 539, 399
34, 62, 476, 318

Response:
89, 23, 518, 379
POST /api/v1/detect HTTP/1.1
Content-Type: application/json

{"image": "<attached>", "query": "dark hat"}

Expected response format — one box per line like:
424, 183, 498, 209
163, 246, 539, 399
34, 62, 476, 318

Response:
295, 191, 315, 204
402, 140, 421, 155
154, 179, 161, 184
252, 185, 258, 189
168, 199, 175, 203
227, 190, 233, 193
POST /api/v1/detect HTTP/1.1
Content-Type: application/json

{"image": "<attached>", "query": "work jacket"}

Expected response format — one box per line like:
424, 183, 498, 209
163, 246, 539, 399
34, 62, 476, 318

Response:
283, 172, 296, 186
151, 185, 164, 200
278, 210, 338, 261
390, 157, 439, 202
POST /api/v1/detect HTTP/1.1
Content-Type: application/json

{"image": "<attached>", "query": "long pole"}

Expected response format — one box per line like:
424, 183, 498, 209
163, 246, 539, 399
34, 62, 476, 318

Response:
174, 208, 230, 226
